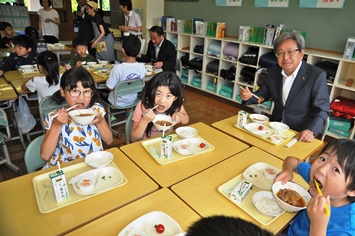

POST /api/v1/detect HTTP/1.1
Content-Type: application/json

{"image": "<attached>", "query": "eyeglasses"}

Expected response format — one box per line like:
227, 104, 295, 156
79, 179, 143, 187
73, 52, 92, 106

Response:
67, 88, 94, 98
275, 49, 299, 58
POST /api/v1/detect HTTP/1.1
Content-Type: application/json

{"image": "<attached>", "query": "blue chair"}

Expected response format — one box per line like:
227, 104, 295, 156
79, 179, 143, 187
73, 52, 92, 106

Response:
125, 112, 134, 144
39, 96, 67, 132
102, 78, 145, 137
320, 117, 330, 141
24, 134, 46, 173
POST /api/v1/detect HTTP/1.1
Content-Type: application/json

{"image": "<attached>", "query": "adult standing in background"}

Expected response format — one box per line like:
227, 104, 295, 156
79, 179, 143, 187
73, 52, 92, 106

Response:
118, 0, 143, 37
85, 1, 115, 63
38, 0, 60, 44
137, 26, 176, 72
240, 32, 329, 142
76, 0, 95, 57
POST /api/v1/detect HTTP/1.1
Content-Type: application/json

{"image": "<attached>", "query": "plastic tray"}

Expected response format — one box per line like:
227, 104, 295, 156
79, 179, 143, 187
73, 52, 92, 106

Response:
93, 70, 111, 79
218, 173, 284, 225
32, 161, 128, 213
141, 134, 215, 165
18, 67, 40, 75
234, 120, 296, 145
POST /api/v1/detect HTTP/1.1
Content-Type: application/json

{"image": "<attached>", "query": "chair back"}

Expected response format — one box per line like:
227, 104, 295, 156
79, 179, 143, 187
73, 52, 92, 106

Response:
175, 58, 182, 77
24, 134, 46, 173
111, 78, 145, 110
125, 112, 134, 144
39, 96, 67, 131
0, 108, 11, 139
320, 117, 330, 141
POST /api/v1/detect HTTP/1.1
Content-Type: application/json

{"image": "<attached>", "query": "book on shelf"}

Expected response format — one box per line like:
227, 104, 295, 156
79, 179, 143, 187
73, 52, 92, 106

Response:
177, 19, 184, 33
239, 25, 251, 42
216, 22, 226, 38
161, 16, 172, 30
192, 18, 203, 34
265, 27, 276, 46
263, 24, 274, 44
166, 18, 176, 32
343, 36, 355, 59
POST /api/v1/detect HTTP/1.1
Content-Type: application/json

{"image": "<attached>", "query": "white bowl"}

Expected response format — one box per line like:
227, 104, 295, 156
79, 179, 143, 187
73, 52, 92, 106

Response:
145, 65, 154, 75
87, 61, 97, 66
128, 231, 147, 236
175, 126, 198, 139
98, 60, 109, 65
77, 176, 96, 192
269, 122, 289, 134
270, 134, 282, 144
153, 114, 175, 132
249, 114, 269, 124
20, 65, 33, 69
85, 151, 114, 168
69, 109, 96, 125
98, 68, 109, 75
272, 181, 312, 212
252, 191, 285, 217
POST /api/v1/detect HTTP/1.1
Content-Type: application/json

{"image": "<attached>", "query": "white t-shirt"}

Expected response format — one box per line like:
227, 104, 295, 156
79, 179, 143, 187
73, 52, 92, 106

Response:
106, 62, 145, 106
125, 10, 142, 36
25, 74, 61, 103
38, 8, 60, 39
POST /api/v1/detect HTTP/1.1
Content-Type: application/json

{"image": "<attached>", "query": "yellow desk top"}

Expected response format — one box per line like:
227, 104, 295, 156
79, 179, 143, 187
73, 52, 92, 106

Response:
10, 78, 31, 95
212, 115, 324, 160
66, 188, 201, 235
3, 70, 40, 82
0, 77, 17, 101
0, 148, 159, 236
171, 146, 309, 235
120, 122, 249, 188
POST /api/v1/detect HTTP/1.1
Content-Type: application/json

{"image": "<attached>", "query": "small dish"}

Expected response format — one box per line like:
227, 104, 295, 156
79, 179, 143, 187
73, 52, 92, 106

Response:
98, 68, 110, 74
272, 181, 311, 212
69, 109, 96, 125
175, 126, 198, 139
85, 151, 114, 168
87, 61, 97, 66
264, 167, 277, 180
128, 231, 147, 236
77, 176, 96, 192
243, 162, 281, 190
249, 114, 269, 124
153, 114, 175, 131
20, 65, 33, 69
244, 123, 275, 138
270, 134, 282, 144
145, 65, 154, 75
98, 60, 109, 65
252, 191, 285, 217
173, 138, 210, 155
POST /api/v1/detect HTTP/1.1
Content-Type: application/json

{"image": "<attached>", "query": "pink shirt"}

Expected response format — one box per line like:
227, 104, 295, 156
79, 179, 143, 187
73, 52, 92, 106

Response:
132, 101, 173, 140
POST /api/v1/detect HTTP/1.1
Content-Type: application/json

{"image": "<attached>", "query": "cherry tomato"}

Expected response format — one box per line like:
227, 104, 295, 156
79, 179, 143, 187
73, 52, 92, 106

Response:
199, 143, 206, 148
155, 224, 165, 234
258, 125, 264, 130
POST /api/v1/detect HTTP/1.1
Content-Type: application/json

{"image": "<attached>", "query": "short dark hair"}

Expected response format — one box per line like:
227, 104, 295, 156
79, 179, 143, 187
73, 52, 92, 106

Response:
39, 0, 52, 7
149, 26, 164, 36
122, 34, 141, 57
72, 37, 88, 48
119, 0, 132, 10
37, 51, 59, 87
25, 26, 39, 51
186, 216, 274, 236
273, 31, 305, 53
0, 22, 12, 31
319, 138, 355, 203
12, 35, 34, 49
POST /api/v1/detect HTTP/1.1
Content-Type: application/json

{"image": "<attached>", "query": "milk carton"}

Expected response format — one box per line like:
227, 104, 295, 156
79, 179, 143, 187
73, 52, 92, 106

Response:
237, 110, 248, 128
230, 179, 253, 204
160, 135, 173, 159
49, 169, 69, 202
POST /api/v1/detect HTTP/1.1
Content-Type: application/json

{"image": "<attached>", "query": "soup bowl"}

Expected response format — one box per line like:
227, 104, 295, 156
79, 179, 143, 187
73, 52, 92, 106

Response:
153, 114, 175, 132
69, 109, 96, 125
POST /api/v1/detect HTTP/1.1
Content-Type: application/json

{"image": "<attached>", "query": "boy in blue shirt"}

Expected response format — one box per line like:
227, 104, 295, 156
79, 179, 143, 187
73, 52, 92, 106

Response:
275, 139, 355, 236
0, 35, 37, 76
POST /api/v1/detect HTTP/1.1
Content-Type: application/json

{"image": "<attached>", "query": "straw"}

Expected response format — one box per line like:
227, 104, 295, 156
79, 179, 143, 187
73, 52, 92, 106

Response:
57, 161, 61, 171
162, 123, 166, 137
314, 179, 330, 216
239, 86, 260, 100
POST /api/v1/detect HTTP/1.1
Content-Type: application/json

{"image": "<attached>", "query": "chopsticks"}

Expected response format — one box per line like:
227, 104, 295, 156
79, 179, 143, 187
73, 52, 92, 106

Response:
151, 105, 159, 110
314, 179, 330, 216
239, 86, 260, 100
52, 104, 79, 118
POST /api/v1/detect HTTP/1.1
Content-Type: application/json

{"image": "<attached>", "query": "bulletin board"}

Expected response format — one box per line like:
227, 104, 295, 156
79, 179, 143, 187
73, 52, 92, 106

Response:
0, 5, 30, 28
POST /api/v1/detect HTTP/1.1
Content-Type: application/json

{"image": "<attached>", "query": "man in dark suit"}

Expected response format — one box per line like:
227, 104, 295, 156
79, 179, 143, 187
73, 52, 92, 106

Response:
137, 26, 176, 72
241, 32, 329, 143
76, 0, 95, 56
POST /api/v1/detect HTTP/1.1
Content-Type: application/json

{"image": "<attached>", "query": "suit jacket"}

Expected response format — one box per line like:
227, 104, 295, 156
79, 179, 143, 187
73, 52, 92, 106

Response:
137, 38, 176, 72
243, 61, 330, 136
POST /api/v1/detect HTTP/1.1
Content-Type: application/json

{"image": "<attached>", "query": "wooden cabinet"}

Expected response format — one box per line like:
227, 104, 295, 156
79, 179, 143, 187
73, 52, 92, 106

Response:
166, 31, 355, 140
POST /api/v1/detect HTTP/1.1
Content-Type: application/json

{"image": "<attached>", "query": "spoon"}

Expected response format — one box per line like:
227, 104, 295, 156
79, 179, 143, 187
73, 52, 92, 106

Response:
52, 104, 79, 118
314, 179, 330, 216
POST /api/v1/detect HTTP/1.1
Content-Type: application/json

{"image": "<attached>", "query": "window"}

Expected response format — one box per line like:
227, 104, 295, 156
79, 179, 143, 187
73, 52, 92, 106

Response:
23, 0, 110, 12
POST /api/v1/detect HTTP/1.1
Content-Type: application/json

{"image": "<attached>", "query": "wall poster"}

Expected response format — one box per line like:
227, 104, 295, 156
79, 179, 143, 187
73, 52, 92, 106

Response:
299, 0, 345, 8
216, 0, 242, 6
255, 0, 289, 8
0, 5, 30, 28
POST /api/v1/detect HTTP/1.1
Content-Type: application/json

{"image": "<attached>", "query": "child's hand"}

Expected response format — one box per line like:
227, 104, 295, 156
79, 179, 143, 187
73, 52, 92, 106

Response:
90, 110, 104, 125
76, 61, 83, 67
307, 194, 330, 230
274, 169, 293, 184
142, 108, 155, 122
64, 63, 71, 70
172, 112, 183, 124
53, 107, 69, 125
0, 70, 3, 76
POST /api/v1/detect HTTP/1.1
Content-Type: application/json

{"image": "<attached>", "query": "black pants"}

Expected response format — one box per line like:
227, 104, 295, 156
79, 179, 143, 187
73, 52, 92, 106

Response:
100, 89, 111, 104
43, 36, 59, 44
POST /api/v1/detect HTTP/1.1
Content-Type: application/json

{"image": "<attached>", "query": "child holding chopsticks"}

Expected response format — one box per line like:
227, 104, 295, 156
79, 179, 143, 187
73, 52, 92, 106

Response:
275, 139, 355, 236
130, 71, 189, 142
